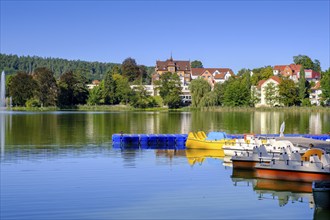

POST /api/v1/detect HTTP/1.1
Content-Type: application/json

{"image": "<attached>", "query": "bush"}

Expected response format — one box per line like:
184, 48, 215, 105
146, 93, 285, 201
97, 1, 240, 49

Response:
26, 98, 41, 107
301, 98, 311, 107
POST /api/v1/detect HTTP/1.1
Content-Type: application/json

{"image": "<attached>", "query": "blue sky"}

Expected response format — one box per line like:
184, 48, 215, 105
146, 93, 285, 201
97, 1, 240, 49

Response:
1, 0, 329, 73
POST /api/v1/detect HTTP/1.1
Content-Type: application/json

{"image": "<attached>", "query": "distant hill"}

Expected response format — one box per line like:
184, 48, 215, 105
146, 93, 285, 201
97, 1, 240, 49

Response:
0, 53, 155, 81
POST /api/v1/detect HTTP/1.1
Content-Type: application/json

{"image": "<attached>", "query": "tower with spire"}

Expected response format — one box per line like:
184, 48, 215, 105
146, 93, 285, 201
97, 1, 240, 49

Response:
154, 55, 192, 85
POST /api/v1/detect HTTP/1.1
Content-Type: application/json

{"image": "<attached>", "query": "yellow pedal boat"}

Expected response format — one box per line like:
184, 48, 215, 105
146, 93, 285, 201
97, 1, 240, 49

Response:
185, 131, 235, 150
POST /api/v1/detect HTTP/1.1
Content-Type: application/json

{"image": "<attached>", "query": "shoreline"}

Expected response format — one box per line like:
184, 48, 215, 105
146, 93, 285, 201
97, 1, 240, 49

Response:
5, 105, 330, 112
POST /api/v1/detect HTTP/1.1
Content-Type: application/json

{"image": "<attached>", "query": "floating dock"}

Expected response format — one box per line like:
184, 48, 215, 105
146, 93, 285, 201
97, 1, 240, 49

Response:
112, 133, 188, 149
112, 133, 330, 150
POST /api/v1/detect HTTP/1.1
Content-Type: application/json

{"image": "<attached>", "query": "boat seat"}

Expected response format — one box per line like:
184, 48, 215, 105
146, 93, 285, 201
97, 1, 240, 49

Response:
279, 152, 290, 161
258, 145, 269, 157
188, 132, 198, 139
290, 152, 302, 161
321, 153, 330, 167
310, 155, 323, 168
196, 131, 206, 140
301, 148, 324, 161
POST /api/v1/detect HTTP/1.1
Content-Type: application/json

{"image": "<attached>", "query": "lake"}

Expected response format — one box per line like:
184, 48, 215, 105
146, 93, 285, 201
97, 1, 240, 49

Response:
1, 111, 330, 219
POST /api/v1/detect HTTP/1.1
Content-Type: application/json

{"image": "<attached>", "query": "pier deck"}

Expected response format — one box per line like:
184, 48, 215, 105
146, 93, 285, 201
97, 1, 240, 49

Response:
275, 137, 330, 152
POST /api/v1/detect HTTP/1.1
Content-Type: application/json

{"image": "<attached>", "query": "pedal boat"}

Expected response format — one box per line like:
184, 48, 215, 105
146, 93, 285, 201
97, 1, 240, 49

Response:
231, 145, 275, 169
223, 140, 305, 157
185, 131, 234, 150
255, 148, 330, 182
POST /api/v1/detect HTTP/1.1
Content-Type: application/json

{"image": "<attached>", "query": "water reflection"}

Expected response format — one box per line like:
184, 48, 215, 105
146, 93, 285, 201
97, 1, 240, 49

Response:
0, 112, 5, 159
0, 111, 12, 160
2, 111, 330, 147
253, 111, 283, 134
231, 169, 314, 207
185, 149, 224, 166
230, 168, 330, 220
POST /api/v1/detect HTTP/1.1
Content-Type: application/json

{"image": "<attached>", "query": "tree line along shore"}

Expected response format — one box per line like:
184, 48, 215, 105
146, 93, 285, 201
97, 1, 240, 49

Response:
1, 53, 329, 110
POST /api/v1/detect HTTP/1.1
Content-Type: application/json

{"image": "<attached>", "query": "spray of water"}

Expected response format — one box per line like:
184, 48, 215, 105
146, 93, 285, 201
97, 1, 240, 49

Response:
0, 71, 5, 107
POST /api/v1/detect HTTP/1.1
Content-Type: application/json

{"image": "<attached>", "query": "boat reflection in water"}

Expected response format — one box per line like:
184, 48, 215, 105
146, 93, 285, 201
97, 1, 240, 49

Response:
231, 169, 314, 207
185, 149, 224, 166
231, 168, 330, 219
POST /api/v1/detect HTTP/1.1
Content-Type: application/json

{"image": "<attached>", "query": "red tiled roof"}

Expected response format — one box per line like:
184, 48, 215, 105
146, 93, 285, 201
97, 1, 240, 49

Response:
214, 73, 225, 79
289, 64, 302, 73
273, 64, 301, 75
191, 68, 234, 77
92, 80, 100, 85
305, 69, 321, 79
257, 80, 266, 89
257, 76, 281, 88
273, 65, 287, 71
191, 68, 205, 76
156, 59, 191, 71
270, 76, 282, 84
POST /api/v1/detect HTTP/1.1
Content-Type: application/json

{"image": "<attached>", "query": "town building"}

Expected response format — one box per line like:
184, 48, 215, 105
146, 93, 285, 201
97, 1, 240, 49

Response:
191, 68, 234, 87
304, 69, 321, 82
273, 64, 320, 82
254, 76, 282, 107
87, 80, 100, 89
309, 81, 322, 106
154, 56, 191, 85
273, 64, 302, 81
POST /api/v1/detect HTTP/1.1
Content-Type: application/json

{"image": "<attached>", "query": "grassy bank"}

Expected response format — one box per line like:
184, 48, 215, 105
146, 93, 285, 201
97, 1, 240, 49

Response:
7, 105, 330, 112
198, 106, 330, 112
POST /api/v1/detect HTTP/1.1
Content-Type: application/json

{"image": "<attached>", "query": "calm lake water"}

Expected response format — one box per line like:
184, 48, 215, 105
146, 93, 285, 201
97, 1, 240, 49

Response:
1, 111, 330, 219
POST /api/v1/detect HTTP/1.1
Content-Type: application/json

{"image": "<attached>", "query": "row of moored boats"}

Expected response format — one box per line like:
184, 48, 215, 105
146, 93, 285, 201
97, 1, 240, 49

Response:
186, 131, 330, 183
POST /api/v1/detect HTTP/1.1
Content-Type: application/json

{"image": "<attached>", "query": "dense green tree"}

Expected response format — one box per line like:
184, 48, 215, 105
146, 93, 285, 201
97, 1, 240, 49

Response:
113, 73, 132, 104
313, 59, 321, 72
293, 55, 314, 70
103, 71, 117, 104
250, 86, 260, 107
320, 68, 330, 105
191, 60, 203, 68
251, 66, 273, 85
155, 72, 182, 108
264, 82, 279, 106
5, 74, 14, 97
200, 91, 218, 107
9, 72, 38, 106
211, 83, 223, 106
278, 78, 299, 106
73, 71, 89, 104
130, 85, 157, 108
298, 66, 310, 105
138, 65, 149, 85
87, 85, 103, 105
0, 53, 117, 79
260, 66, 273, 79
189, 78, 211, 107
121, 57, 140, 82
111, 65, 121, 75
222, 78, 250, 106
33, 67, 58, 106
58, 71, 89, 106
236, 68, 251, 77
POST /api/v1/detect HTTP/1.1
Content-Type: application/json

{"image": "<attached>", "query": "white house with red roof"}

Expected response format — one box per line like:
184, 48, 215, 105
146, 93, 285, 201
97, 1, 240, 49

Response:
273, 64, 301, 81
273, 64, 320, 82
191, 68, 234, 86
304, 69, 321, 82
254, 76, 282, 107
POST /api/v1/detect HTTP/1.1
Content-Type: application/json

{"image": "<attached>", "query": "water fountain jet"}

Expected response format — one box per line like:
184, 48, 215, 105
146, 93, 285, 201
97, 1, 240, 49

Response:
0, 71, 5, 108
